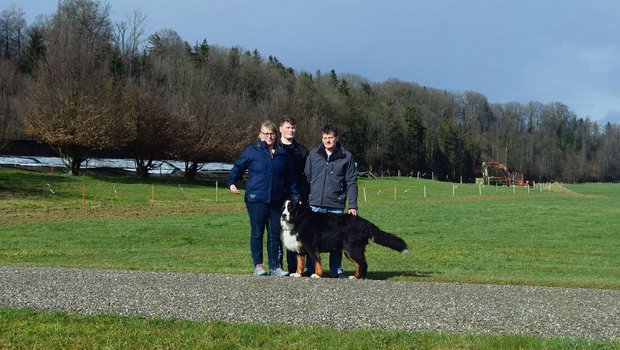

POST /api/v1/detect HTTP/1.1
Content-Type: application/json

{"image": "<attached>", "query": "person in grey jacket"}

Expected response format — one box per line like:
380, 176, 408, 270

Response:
304, 124, 358, 278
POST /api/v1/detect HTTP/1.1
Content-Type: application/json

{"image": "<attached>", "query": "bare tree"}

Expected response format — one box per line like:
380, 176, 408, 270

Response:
168, 89, 255, 179
120, 82, 173, 178
22, 0, 116, 175
112, 9, 146, 78
0, 4, 26, 59
0, 57, 24, 149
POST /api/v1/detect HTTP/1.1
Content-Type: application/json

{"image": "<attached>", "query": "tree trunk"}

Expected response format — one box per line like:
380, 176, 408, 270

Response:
58, 145, 88, 176
135, 158, 151, 178
184, 161, 199, 180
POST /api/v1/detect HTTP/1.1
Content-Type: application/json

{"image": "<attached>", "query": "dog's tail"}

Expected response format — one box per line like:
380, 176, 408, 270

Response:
367, 222, 409, 254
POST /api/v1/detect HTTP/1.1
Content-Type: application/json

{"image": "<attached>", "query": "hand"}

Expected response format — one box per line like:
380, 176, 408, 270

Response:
230, 184, 241, 194
348, 208, 358, 216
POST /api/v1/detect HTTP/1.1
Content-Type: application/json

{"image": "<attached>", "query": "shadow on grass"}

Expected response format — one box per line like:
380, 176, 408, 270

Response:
0, 168, 83, 198
88, 173, 221, 187
1, 168, 226, 190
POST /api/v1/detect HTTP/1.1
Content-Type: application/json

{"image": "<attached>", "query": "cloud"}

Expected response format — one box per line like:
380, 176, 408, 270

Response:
600, 109, 620, 125
521, 43, 620, 121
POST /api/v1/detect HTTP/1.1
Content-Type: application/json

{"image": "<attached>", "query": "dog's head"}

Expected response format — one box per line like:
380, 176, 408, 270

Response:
281, 199, 304, 224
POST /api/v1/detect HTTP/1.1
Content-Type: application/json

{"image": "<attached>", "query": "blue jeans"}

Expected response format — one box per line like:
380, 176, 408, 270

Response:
306, 205, 345, 277
246, 201, 283, 271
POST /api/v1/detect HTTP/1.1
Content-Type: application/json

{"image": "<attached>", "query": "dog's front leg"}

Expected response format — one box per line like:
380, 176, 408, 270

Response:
290, 254, 305, 278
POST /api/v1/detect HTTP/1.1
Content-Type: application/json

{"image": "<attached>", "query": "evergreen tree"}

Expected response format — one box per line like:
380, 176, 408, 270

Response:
404, 106, 426, 173
20, 26, 45, 75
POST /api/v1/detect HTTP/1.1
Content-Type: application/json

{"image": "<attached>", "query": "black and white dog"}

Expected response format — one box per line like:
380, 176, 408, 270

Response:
280, 200, 409, 279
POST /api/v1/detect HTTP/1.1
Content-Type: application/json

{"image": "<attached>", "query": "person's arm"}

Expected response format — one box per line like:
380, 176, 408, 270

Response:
228, 147, 250, 194
345, 154, 358, 214
304, 151, 313, 186
303, 151, 315, 206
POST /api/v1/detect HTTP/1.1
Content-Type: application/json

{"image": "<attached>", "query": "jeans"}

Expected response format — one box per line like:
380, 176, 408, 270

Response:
246, 201, 283, 271
287, 250, 298, 274
306, 205, 345, 277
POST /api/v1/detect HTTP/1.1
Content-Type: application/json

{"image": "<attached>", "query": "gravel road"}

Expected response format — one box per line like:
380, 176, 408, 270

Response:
0, 266, 618, 340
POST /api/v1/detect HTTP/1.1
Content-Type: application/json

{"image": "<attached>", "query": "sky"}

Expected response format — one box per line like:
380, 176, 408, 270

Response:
9, 0, 620, 125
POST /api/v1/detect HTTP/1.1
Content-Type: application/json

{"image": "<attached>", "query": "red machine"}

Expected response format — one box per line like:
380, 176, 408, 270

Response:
481, 161, 518, 186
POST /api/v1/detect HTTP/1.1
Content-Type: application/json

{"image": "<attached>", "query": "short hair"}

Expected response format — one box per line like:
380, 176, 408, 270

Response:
321, 124, 338, 137
260, 120, 278, 134
280, 115, 297, 126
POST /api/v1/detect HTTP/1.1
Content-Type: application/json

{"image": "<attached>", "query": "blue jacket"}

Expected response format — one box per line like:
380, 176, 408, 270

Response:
227, 141, 300, 204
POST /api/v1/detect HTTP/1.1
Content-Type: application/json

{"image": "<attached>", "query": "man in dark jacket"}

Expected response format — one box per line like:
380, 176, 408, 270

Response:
304, 124, 358, 278
278, 116, 309, 273
278, 116, 309, 201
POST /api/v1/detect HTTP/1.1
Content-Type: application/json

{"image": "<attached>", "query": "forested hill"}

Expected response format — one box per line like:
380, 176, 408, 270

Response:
1, 1, 618, 181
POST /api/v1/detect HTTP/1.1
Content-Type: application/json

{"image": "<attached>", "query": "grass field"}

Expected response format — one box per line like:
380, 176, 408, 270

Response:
0, 308, 614, 350
1, 169, 619, 349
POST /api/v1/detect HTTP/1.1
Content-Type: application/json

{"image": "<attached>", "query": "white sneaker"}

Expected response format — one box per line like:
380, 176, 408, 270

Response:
270, 267, 290, 277
253, 264, 268, 276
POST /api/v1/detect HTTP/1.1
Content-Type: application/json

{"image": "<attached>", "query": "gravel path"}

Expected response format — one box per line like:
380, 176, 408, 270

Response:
0, 266, 618, 340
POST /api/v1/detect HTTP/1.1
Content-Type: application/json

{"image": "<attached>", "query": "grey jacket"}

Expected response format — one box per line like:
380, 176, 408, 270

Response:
304, 143, 357, 210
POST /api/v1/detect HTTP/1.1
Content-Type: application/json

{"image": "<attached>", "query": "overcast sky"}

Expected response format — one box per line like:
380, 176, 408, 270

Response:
11, 0, 620, 124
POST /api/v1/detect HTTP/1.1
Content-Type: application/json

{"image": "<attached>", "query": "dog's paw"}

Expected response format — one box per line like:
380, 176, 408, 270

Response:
310, 274, 321, 278
348, 276, 358, 280
290, 273, 302, 278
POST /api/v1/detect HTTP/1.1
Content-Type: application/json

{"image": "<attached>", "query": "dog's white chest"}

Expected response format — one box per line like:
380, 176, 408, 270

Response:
280, 220, 299, 253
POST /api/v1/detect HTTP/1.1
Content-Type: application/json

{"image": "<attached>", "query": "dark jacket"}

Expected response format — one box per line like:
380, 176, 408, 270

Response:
278, 139, 309, 201
227, 141, 300, 204
305, 143, 357, 210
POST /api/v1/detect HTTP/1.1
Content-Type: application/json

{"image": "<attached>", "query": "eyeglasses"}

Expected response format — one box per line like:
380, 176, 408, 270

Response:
261, 132, 276, 137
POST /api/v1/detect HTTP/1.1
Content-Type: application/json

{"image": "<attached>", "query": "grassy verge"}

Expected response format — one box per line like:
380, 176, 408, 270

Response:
1, 308, 616, 350
1, 170, 619, 348
1, 170, 618, 288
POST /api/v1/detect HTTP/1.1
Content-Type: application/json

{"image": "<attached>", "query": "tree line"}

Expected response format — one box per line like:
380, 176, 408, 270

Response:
1, 0, 618, 182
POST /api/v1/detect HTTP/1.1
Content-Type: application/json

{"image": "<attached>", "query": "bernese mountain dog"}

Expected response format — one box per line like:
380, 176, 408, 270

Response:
280, 199, 409, 279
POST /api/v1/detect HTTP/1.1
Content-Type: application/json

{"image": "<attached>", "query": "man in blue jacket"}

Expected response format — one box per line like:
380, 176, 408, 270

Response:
304, 124, 358, 278
228, 120, 300, 277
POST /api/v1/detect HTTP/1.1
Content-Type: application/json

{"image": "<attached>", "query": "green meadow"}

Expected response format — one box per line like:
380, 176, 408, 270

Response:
0, 169, 618, 349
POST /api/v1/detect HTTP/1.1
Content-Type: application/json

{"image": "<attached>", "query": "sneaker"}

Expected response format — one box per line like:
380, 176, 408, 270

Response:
270, 267, 290, 277
334, 272, 348, 279
253, 264, 268, 276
